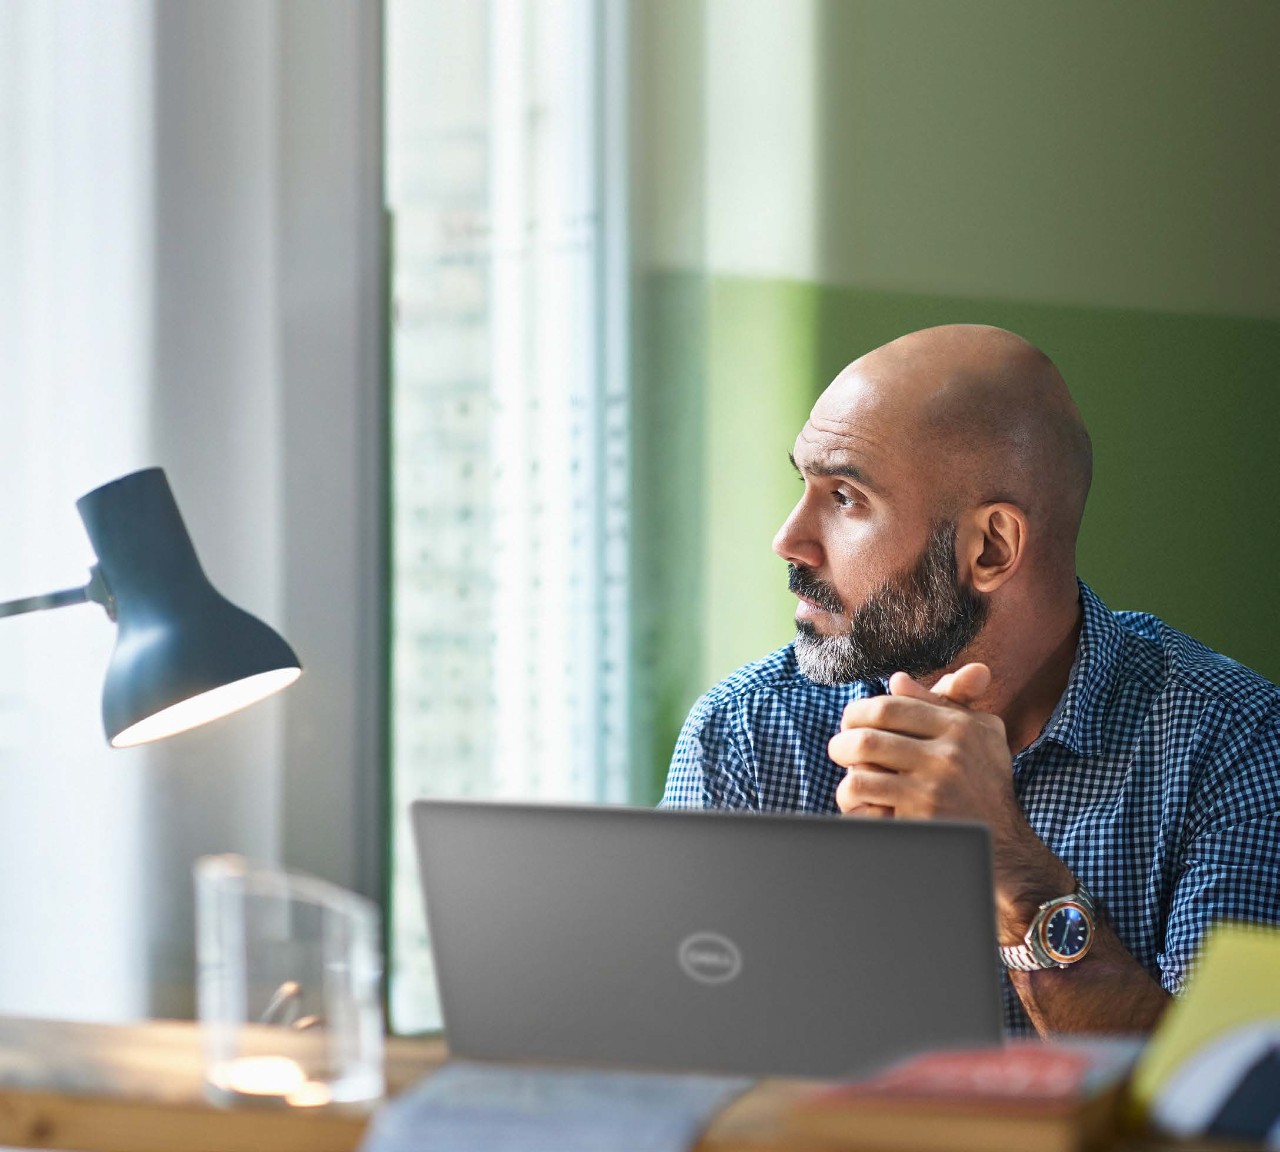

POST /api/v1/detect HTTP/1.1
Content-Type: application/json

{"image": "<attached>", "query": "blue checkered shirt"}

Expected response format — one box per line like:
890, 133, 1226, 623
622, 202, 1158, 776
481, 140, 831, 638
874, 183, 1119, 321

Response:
661, 582, 1280, 1034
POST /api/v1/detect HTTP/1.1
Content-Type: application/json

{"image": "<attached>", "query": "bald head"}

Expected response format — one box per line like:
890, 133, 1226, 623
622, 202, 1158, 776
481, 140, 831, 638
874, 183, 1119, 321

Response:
818, 325, 1092, 558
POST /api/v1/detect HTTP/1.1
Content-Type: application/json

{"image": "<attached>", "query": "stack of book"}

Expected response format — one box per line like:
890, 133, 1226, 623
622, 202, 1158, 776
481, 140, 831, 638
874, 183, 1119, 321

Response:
782, 1041, 1138, 1152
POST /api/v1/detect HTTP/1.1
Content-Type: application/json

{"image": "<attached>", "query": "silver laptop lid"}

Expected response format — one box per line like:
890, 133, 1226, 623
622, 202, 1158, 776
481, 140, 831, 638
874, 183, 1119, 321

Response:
411, 800, 1003, 1078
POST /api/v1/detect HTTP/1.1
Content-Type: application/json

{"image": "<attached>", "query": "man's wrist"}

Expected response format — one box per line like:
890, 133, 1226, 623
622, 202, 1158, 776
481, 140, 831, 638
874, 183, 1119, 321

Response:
1001, 883, 1098, 971
995, 848, 1079, 946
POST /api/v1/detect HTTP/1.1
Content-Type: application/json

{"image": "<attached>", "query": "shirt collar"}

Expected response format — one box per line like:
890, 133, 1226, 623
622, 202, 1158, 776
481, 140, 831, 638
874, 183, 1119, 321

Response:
1025, 580, 1125, 758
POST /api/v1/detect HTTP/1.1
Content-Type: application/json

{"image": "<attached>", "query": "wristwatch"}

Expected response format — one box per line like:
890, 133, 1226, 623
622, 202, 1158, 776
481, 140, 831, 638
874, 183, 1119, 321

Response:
1000, 881, 1097, 971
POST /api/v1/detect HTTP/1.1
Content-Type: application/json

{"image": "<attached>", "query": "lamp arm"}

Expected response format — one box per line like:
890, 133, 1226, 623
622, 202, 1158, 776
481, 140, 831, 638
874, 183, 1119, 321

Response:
0, 585, 91, 618
0, 565, 116, 621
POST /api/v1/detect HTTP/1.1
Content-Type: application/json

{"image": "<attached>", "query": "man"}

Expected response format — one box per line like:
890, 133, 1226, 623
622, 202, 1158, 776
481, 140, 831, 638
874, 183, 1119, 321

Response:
661, 325, 1280, 1036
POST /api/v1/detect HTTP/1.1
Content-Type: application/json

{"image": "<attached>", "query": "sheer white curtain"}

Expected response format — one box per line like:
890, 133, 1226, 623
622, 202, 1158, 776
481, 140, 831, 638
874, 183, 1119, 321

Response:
0, 0, 153, 1020
0, 0, 383, 1021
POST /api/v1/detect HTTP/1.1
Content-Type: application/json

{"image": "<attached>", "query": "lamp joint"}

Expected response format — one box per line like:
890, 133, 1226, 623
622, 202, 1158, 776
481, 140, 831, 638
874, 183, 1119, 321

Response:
86, 565, 117, 622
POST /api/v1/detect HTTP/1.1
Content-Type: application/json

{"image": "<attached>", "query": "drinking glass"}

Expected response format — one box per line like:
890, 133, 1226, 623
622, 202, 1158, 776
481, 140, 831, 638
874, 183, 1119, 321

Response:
195, 854, 385, 1108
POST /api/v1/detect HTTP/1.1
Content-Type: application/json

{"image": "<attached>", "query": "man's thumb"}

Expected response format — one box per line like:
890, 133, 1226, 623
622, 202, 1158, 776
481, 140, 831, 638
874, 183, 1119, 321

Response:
887, 664, 991, 706
928, 662, 991, 705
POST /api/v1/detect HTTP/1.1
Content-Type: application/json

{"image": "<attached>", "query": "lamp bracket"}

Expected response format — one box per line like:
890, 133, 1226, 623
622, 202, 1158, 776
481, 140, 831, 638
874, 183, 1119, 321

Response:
85, 564, 117, 622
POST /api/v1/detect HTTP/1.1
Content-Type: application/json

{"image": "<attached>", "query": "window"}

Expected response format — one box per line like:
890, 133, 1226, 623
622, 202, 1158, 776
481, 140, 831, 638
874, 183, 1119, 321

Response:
385, 0, 629, 1032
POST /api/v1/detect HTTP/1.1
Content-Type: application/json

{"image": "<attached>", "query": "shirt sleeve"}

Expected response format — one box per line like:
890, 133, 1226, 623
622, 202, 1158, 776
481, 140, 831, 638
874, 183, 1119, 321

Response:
1159, 703, 1280, 994
659, 691, 759, 810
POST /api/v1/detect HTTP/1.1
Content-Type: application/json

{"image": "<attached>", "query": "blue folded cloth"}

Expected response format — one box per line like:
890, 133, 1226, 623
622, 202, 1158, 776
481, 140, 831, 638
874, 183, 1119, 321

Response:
360, 1061, 755, 1152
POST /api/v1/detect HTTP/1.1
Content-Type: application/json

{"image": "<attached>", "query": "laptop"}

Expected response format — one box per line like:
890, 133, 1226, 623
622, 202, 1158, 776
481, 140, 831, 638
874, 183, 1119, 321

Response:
410, 799, 1003, 1079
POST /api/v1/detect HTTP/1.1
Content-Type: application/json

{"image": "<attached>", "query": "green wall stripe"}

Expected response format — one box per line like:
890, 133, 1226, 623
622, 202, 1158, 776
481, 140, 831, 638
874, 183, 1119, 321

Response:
705, 278, 823, 683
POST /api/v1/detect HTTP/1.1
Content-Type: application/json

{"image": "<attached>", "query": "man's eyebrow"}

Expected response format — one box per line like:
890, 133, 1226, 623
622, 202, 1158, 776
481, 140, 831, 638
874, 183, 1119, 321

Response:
789, 452, 879, 491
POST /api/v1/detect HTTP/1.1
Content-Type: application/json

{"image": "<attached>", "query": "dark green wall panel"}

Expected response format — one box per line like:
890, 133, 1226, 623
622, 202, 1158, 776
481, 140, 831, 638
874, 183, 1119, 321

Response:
630, 271, 711, 800
812, 287, 1280, 682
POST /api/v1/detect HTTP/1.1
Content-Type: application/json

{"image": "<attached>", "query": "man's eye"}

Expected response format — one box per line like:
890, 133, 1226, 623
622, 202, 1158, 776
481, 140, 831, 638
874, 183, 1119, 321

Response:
833, 490, 860, 509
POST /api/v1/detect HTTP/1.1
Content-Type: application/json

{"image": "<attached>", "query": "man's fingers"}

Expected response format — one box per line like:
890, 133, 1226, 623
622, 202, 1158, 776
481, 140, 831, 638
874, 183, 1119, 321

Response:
840, 693, 956, 738
836, 765, 902, 812
835, 766, 895, 815
889, 663, 992, 707
842, 802, 894, 819
829, 726, 931, 772
885, 671, 935, 702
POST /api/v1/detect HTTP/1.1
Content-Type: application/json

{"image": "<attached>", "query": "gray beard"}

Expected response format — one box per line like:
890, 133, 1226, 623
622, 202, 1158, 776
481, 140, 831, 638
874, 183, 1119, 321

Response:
793, 629, 878, 686
790, 521, 989, 686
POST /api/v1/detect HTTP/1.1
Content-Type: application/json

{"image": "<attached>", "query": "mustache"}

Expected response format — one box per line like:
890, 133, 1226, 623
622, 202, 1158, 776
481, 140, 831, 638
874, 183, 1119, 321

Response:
787, 564, 846, 615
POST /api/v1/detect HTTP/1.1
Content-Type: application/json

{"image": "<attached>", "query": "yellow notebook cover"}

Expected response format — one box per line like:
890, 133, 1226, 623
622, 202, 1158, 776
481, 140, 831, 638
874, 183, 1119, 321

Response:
1130, 922, 1280, 1112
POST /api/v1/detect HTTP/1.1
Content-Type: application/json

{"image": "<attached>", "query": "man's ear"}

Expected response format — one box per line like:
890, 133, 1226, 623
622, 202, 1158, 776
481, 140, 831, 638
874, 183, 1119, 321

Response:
957, 502, 1026, 593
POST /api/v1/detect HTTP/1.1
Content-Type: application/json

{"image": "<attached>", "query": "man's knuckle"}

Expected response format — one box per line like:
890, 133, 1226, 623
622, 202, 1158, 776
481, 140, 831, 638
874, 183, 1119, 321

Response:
863, 729, 890, 758
934, 739, 963, 769
977, 712, 1005, 738
843, 775, 871, 808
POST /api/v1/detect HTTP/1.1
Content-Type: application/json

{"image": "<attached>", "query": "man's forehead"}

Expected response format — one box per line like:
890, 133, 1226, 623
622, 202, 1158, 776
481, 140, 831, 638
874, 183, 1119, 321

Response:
794, 373, 955, 499
791, 422, 884, 489
793, 380, 897, 463
793, 419, 873, 461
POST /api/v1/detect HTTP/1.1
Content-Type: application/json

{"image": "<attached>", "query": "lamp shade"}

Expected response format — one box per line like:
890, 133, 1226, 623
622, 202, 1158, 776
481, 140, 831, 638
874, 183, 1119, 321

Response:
76, 468, 302, 747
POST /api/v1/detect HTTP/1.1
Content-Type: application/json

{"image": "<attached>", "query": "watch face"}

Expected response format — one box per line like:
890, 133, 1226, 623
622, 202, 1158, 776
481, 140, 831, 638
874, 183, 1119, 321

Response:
1041, 902, 1092, 964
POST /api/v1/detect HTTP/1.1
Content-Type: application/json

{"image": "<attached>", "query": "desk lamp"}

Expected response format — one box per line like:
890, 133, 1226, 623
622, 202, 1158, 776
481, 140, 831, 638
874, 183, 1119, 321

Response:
0, 467, 302, 746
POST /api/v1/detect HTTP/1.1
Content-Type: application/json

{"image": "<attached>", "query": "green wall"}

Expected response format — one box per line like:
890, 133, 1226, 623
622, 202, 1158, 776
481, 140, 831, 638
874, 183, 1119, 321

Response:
810, 287, 1280, 686
633, 275, 1280, 799
705, 281, 821, 680
631, 272, 709, 799
629, 1, 1280, 800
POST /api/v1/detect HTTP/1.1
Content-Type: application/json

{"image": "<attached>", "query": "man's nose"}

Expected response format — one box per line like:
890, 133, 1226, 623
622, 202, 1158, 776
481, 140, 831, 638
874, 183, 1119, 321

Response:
772, 502, 822, 568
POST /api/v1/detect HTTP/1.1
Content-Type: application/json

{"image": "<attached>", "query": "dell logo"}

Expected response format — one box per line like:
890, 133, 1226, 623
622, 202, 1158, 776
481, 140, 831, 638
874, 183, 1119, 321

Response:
678, 932, 743, 985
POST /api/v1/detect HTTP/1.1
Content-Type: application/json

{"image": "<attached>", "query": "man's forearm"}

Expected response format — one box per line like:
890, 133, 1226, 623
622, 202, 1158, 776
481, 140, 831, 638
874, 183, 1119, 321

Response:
995, 821, 1172, 1035
1008, 918, 1171, 1035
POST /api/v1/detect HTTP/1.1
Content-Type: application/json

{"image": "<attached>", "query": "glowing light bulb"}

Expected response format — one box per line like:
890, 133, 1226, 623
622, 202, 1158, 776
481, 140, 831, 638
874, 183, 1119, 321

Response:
111, 667, 301, 747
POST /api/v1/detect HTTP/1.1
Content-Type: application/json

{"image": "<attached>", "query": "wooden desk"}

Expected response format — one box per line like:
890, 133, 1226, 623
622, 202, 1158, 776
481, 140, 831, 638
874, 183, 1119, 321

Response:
0, 1016, 804, 1152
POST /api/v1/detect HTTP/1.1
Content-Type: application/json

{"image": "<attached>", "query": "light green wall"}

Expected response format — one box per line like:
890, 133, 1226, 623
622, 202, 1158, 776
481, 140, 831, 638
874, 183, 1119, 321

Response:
630, 2, 1280, 799
704, 281, 820, 680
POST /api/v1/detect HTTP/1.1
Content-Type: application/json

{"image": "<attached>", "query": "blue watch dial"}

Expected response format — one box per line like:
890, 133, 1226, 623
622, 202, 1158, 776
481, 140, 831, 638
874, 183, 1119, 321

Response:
1042, 903, 1091, 962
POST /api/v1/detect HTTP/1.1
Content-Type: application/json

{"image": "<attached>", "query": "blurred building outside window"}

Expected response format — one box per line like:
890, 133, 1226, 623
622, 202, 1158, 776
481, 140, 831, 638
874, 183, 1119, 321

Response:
385, 0, 630, 1032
